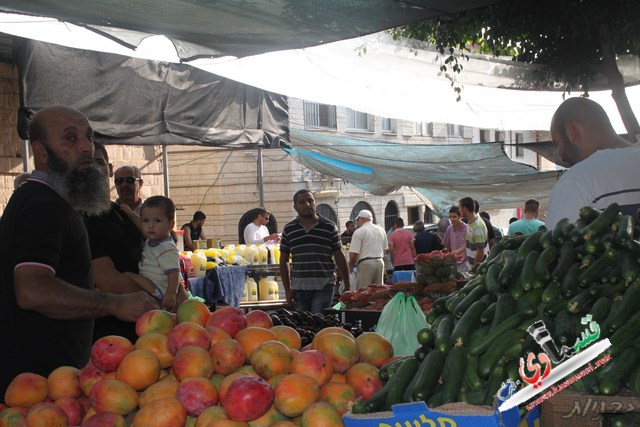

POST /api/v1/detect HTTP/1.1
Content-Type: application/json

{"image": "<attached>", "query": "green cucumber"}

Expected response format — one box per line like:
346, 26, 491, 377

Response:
615, 214, 634, 248
543, 298, 570, 317
601, 294, 624, 333
621, 251, 640, 285
480, 302, 496, 325
534, 245, 558, 283
498, 250, 520, 286
551, 241, 576, 282
445, 293, 464, 313
579, 206, 602, 224
517, 230, 543, 260
440, 343, 467, 404
484, 241, 504, 263
578, 255, 612, 287
518, 288, 543, 309
583, 202, 620, 240
384, 356, 420, 409
468, 324, 490, 352
490, 294, 516, 332
454, 284, 487, 319
605, 281, 640, 333
451, 300, 487, 346
484, 364, 506, 405
588, 297, 611, 325
539, 229, 554, 249
567, 289, 594, 314
517, 250, 539, 292
379, 356, 411, 382
541, 282, 562, 304
560, 263, 581, 297
412, 349, 447, 402
599, 344, 640, 396
470, 312, 523, 356
485, 263, 502, 297
434, 314, 454, 352
552, 217, 574, 245
500, 234, 528, 250
478, 329, 526, 378
464, 354, 485, 392
607, 309, 640, 357
554, 309, 574, 346
627, 365, 640, 393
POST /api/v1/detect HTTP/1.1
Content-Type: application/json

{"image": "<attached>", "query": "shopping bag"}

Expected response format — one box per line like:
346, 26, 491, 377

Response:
375, 292, 428, 356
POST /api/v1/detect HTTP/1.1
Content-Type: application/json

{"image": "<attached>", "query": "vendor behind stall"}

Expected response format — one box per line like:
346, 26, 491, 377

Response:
244, 208, 280, 244
182, 210, 207, 250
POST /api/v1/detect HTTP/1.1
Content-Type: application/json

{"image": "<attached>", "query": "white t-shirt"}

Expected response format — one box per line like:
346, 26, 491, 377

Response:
244, 222, 269, 244
350, 221, 389, 259
546, 147, 640, 228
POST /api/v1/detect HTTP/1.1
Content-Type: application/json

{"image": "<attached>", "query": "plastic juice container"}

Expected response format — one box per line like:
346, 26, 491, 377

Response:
190, 252, 207, 277
241, 280, 249, 302
258, 277, 269, 301
257, 245, 268, 265
265, 276, 278, 300
247, 277, 258, 301
272, 245, 280, 264
246, 245, 258, 265
180, 253, 195, 278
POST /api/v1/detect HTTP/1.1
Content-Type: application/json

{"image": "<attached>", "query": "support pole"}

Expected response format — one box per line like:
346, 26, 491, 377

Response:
162, 145, 170, 197
257, 145, 264, 207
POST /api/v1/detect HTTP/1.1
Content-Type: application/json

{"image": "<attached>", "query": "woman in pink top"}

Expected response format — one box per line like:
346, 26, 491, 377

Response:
442, 206, 469, 273
388, 217, 416, 271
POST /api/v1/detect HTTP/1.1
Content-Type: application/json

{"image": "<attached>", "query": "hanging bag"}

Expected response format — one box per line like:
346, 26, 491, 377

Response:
375, 292, 428, 356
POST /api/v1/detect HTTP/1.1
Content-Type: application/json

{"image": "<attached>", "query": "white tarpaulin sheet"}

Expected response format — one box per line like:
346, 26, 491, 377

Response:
287, 128, 561, 212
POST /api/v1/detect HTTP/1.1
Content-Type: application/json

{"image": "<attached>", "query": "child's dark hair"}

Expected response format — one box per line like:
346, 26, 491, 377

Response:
141, 195, 175, 220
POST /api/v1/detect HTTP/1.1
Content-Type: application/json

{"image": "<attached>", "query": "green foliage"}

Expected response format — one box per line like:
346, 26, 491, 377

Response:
392, 0, 640, 93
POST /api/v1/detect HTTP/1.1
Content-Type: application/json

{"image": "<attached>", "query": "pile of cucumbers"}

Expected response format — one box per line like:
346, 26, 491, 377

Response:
352, 202, 640, 414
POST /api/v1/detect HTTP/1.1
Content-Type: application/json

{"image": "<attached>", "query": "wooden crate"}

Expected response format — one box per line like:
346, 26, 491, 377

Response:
540, 390, 640, 426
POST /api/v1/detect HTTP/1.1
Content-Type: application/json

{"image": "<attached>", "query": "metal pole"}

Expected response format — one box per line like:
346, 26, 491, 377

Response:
257, 145, 264, 207
162, 145, 170, 197
21, 139, 30, 171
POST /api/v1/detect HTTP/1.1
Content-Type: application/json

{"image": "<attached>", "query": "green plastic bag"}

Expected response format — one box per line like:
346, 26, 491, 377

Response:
375, 292, 428, 356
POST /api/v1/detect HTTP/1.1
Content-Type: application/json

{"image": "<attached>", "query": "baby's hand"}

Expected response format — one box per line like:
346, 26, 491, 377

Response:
162, 294, 177, 312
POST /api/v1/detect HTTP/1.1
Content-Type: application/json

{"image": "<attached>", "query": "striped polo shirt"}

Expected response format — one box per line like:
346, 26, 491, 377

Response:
280, 215, 341, 290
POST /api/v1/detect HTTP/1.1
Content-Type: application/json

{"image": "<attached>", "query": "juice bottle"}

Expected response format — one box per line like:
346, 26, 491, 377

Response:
258, 277, 269, 301
265, 276, 278, 301
257, 245, 268, 265
190, 251, 207, 277
247, 278, 258, 302
241, 279, 249, 302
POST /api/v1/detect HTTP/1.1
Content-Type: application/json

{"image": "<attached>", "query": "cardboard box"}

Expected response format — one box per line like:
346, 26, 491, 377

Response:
540, 390, 640, 427
343, 401, 527, 427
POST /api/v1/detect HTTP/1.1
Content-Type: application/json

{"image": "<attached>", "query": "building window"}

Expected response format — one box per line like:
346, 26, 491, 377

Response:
415, 122, 433, 136
495, 131, 504, 143
345, 108, 373, 131
480, 129, 491, 143
407, 207, 420, 225
382, 118, 397, 133
447, 123, 464, 137
516, 133, 524, 157
351, 201, 376, 224
384, 201, 399, 232
423, 206, 433, 223
303, 101, 336, 129
316, 204, 337, 225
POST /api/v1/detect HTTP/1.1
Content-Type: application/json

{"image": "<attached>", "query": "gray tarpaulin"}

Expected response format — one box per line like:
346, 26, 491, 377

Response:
14, 38, 288, 147
287, 128, 561, 212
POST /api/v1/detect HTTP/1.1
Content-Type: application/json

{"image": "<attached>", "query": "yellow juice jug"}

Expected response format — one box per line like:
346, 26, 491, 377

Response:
265, 276, 278, 301
190, 251, 207, 277
241, 279, 249, 302
247, 277, 258, 301
272, 245, 280, 264
258, 277, 270, 301
257, 245, 268, 265
246, 245, 259, 265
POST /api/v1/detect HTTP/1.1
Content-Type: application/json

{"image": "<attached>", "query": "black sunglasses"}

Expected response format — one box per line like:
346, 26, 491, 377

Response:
114, 176, 139, 185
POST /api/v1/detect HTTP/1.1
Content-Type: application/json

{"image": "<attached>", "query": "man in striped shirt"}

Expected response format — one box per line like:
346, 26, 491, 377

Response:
459, 197, 488, 273
279, 190, 351, 313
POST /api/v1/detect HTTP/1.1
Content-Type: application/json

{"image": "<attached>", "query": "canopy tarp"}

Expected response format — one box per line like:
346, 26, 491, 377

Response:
14, 38, 288, 147
0, 1, 501, 60
287, 128, 561, 212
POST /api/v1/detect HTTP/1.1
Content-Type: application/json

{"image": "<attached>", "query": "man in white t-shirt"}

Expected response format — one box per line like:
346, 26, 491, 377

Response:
244, 208, 280, 244
348, 210, 388, 289
546, 98, 640, 228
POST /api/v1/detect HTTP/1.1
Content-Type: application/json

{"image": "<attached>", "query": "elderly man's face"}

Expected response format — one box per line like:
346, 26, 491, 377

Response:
114, 166, 142, 203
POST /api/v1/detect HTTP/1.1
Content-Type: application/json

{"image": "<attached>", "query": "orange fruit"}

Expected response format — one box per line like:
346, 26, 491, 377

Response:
234, 327, 277, 361
270, 325, 302, 351
176, 299, 211, 327
139, 379, 179, 407
25, 402, 67, 427
135, 332, 174, 369
209, 338, 246, 376
319, 382, 357, 415
355, 332, 394, 368
116, 349, 161, 391
249, 340, 292, 380
131, 397, 187, 427
289, 350, 333, 386
47, 366, 82, 400
301, 401, 343, 427
89, 379, 138, 416
311, 327, 354, 348
313, 333, 359, 374
345, 362, 383, 400
273, 374, 320, 418
172, 345, 214, 381
205, 326, 232, 346
4, 372, 48, 408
